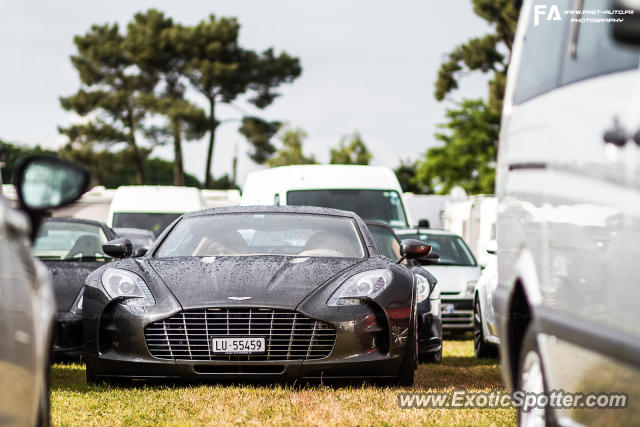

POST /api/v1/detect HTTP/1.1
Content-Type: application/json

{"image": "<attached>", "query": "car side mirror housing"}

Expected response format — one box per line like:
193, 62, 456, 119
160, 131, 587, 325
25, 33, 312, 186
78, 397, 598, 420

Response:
417, 219, 430, 228
132, 247, 148, 258
14, 155, 90, 240
418, 252, 441, 265
103, 238, 133, 258
612, 1, 640, 46
399, 239, 432, 262
486, 239, 497, 255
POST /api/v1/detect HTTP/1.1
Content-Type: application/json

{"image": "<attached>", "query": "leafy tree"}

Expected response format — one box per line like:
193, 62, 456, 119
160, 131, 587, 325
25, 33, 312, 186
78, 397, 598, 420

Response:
417, 99, 499, 195
330, 131, 372, 165
238, 116, 282, 164
59, 23, 155, 184
0, 140, 57, 185
434, 0, 520, 115
126, 10, 208, 186
184, 15, 302, 187
266, 128, 316, 168
394, 159, 425, 194
59, 144, 201, 188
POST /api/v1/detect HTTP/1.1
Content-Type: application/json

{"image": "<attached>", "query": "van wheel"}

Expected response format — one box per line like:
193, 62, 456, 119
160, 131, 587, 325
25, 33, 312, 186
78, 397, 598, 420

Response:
517, 327, 551, 426
474, 299, 497, 359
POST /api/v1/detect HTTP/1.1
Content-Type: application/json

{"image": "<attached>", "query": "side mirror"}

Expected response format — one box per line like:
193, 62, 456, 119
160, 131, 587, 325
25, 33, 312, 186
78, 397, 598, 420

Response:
132, 247, 148, 258
102, 238, 133, 258
486, 239, 497, 255
418, 252, 441, 265
399, 239, 432, 263
417, 219, 430, 228
14, 155, 90, 240
612, 1, 640, 46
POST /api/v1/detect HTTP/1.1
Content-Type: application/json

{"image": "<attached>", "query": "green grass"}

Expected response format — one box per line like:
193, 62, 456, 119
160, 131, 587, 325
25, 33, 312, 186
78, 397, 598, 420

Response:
50, 339, 516, 426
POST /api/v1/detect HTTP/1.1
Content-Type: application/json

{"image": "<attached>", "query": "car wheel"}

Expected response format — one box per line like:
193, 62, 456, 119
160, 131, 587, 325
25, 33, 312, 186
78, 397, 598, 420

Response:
397, 309, 417, 387
474, 298, 497, 359
420, 346, 443, 364
36, 365, 50, 427
85, 361, 98, 386
517, 327, 551, 427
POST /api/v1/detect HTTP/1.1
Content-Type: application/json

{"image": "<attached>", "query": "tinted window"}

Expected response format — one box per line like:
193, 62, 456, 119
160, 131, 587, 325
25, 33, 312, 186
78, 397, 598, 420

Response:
156, 213, 365, 258
287, 189, 409, 228
561, 0, 639, 85
401, 233, 476, 267
514, 0, 571, 104
112, 213, 181, 237
33, 221, 108, 259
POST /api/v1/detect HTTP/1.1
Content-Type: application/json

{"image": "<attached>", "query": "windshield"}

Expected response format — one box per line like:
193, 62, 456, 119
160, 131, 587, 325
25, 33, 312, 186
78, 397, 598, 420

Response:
33, 221, 109, 260
287, 189, 409, 228
156, 213, 365, 258
112, 213, 181, 237
402, 233, 476, 267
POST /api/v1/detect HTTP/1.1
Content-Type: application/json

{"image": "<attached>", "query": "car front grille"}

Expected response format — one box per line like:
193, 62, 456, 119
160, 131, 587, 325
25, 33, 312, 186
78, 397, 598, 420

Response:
145, 308, 336, 361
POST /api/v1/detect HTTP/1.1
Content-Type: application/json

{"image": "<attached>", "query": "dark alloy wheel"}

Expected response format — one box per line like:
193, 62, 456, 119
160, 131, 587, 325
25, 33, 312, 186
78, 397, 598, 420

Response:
473, 298, 497, 359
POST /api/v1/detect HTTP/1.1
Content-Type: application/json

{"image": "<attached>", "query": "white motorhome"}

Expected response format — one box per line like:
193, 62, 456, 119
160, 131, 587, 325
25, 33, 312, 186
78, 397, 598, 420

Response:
444, 195, 496, 266
108, 186, 204, 237
495, 1, 640, 424
241, 165, 410, 228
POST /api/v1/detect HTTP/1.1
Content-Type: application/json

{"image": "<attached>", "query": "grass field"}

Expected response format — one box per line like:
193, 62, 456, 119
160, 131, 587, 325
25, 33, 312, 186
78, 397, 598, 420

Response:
50, 339, 516, 426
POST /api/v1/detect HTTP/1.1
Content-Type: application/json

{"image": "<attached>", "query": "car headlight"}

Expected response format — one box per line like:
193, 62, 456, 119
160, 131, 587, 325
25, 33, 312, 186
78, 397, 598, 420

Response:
101, 268, 155, 313
327, 269, 393, 306
416, 275, 430, 303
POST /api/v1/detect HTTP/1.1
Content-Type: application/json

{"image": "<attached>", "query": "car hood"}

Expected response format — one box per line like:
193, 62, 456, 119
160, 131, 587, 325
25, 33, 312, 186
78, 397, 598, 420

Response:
42, 259, 110, 311
147, 256, 363, 309
419, 265, 482, 293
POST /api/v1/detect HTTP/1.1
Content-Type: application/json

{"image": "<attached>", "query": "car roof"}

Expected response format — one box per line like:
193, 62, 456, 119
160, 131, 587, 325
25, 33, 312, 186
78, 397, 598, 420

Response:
45, 217, 108, 227
184, 205, 361, 219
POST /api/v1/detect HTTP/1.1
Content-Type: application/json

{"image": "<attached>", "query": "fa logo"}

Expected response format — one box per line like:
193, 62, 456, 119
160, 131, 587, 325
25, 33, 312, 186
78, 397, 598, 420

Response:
534, 4, 562, 26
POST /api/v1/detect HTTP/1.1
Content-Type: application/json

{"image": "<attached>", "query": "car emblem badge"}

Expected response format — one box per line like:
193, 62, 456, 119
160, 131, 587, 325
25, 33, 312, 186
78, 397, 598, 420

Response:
228, 296, 252, 301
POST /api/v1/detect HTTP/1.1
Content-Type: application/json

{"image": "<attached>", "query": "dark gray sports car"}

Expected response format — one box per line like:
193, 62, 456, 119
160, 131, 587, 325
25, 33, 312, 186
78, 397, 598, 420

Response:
33, 217, 116, 361
83, 206, 431, 385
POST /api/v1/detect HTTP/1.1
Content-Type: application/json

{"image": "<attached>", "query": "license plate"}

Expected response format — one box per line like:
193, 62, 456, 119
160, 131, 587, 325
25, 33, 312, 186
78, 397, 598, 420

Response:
441, 304, 455, 314
210, 337, 266, 354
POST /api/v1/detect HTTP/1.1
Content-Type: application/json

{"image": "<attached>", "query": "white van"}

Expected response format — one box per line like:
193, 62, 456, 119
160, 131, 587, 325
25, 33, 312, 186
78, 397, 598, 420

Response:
107, 186, 204, 237
241, 165, 410, 228
495, 0, 640, 423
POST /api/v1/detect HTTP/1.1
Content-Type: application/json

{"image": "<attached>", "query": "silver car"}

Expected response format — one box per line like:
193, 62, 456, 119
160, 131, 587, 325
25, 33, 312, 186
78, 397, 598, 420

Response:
0, 155, 89, 426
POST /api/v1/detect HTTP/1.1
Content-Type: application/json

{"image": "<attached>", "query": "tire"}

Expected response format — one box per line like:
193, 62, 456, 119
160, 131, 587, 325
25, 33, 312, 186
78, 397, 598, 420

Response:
85, 360, 98, 385
397, 307, 417, 387
36, 365, 50, 427
421, 347, 442, 364
517, 327, 551, 426
473, 298, 497, 359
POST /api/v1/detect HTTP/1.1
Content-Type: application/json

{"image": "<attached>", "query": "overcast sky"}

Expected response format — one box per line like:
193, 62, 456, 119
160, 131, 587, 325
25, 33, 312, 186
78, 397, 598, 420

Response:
0, 1, 491, 185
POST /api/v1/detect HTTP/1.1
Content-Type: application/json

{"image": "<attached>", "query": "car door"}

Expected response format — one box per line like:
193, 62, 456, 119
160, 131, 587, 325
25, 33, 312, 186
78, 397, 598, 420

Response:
517, 0, 640, 414
0, 199, 38, 426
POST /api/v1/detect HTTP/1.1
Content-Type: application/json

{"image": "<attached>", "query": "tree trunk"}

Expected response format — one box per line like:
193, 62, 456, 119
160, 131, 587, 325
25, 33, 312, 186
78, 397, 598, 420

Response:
204, 97, 216, 189
128, 113, 144, 185
172, 119, 185, 186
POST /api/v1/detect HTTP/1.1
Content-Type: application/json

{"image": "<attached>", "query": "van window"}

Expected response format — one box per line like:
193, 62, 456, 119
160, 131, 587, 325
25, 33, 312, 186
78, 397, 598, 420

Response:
287, 189, 409, 228
513, 0, 571, 104
561, 0, 639, 85
112, 213, 181, 237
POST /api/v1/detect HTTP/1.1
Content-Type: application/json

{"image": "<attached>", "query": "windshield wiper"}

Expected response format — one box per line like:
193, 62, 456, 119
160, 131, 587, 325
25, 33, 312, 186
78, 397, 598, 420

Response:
61, 256, 112, 261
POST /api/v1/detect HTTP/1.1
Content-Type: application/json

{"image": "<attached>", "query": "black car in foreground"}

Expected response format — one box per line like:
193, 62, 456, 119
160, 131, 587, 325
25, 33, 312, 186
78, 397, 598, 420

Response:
365, 221, 443, 363
84, 206, 430, 385
33, 217, 116, 361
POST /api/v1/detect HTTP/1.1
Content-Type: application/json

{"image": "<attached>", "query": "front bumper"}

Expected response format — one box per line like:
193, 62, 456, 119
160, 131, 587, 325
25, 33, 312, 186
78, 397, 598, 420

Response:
52, 312, 84, 361
440, 295, 473, 330
417, 300, 442, 355
84, 298, 409, 381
